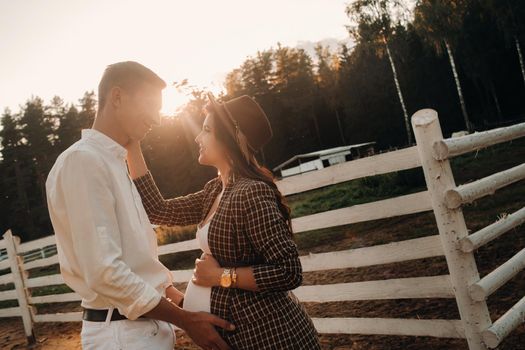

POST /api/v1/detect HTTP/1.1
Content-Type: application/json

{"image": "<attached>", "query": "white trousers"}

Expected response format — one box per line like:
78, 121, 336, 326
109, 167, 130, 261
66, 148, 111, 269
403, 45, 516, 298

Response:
80, 316, 176, 349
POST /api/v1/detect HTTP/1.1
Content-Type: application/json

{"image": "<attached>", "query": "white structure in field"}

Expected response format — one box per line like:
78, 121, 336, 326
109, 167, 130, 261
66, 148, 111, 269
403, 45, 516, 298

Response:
273, 142, 376, 178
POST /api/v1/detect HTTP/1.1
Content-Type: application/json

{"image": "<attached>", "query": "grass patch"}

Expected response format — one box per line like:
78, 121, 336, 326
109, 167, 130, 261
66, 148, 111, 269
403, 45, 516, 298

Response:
160, 250, 202, 271
26, 263, 59, 279
0, 300, 18, 308
286, 168, 426, 218
31, 284, 73, 297
156, 225, 196, 246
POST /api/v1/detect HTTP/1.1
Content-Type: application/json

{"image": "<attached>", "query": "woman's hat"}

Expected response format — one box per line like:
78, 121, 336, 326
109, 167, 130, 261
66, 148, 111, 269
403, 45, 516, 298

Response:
207, 93, 273, 162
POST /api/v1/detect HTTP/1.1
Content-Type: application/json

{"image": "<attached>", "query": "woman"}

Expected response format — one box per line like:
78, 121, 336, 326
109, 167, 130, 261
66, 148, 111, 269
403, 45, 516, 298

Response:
126, 93, 321, 349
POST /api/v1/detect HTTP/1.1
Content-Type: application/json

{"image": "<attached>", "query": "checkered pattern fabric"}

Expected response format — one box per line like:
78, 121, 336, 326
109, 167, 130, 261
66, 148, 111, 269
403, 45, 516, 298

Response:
133, 170, 321, 349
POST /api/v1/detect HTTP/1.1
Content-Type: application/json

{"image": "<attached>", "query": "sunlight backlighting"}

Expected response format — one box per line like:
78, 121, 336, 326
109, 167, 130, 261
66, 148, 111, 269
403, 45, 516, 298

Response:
1, 0, 350, 115
161, 85, 191, 116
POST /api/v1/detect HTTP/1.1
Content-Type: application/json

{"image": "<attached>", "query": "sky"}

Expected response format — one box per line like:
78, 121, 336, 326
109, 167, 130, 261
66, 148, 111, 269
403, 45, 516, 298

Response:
0, 0, 351, 116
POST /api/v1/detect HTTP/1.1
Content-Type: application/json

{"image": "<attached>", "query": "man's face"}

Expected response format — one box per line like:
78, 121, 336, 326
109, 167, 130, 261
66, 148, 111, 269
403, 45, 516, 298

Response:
116, 84, 162, 142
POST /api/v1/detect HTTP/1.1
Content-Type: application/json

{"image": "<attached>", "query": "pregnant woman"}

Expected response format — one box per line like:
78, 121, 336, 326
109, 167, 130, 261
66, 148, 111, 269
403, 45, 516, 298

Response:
126, 93, 321, 349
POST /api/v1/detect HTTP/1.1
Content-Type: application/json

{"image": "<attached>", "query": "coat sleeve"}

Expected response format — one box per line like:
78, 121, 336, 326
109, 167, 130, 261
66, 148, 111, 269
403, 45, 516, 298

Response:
241, 181, 303, 293
132, 170, 208, 226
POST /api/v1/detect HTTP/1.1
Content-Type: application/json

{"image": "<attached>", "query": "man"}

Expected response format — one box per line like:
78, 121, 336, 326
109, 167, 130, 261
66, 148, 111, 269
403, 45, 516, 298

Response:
45, 61, 234, 350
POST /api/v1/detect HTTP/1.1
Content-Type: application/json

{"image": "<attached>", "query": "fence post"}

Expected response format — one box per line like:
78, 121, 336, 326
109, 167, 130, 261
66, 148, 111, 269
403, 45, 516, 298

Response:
3, 230, 35, 344
411, 109, 492, 350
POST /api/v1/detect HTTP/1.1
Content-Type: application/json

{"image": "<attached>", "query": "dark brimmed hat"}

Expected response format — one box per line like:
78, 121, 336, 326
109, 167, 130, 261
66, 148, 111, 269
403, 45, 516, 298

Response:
207, 93, 273, 162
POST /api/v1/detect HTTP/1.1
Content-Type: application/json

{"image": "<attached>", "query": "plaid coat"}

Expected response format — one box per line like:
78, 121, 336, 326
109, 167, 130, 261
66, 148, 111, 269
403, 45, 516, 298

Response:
133, 171, 321, 349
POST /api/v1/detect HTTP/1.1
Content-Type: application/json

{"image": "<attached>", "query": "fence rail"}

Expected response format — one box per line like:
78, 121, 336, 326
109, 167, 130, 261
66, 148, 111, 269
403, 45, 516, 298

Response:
0, 109, 524, 349
312, 317, 465, 338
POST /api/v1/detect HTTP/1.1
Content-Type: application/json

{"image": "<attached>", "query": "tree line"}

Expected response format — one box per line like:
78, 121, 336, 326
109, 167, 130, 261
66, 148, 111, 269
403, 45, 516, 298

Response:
1, 0, 524, 241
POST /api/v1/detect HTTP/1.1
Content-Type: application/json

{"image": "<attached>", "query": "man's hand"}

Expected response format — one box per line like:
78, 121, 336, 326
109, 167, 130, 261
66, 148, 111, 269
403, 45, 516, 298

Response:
180, 310, 235, 350
144, 297, 234, 349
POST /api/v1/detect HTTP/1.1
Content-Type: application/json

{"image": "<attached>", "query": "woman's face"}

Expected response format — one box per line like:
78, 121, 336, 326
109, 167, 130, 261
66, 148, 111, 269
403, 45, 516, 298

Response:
194, 114, 229, 167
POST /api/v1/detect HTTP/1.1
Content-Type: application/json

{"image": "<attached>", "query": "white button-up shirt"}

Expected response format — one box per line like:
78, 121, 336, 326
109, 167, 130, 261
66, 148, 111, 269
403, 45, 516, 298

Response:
45, 128, 173, 320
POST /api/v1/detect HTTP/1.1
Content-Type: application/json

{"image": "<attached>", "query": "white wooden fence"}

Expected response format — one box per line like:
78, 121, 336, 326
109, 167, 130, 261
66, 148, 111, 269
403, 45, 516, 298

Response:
0, 109, 524, 349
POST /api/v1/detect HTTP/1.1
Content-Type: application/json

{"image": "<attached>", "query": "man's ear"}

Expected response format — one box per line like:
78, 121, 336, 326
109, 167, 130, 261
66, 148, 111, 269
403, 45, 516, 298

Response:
110, 86, 122, 109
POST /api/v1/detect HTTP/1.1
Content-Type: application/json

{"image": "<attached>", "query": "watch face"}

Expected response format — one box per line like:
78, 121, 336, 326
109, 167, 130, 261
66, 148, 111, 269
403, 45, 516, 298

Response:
221, 275, 232, 287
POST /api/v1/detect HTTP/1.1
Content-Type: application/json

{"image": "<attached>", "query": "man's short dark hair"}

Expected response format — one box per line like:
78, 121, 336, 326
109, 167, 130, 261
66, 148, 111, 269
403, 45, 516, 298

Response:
98, 61, 167, 109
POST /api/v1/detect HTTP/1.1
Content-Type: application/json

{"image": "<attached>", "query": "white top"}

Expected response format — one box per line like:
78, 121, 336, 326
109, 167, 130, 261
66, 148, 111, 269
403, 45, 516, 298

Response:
182, 215, 214, 313
196, 215, 213, 255
45, 129, 173, 320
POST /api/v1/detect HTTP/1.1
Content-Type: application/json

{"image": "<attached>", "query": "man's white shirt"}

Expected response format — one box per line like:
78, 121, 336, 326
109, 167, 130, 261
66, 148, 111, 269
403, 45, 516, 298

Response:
45, 128, 173, 320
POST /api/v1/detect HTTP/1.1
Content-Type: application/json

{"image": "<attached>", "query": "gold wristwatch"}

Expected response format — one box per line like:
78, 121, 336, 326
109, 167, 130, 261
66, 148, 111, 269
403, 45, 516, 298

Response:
220, 268, 232, 288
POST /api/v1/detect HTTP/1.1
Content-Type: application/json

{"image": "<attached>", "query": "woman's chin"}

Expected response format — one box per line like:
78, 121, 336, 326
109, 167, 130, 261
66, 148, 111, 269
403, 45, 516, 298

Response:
197, 155, 209, 165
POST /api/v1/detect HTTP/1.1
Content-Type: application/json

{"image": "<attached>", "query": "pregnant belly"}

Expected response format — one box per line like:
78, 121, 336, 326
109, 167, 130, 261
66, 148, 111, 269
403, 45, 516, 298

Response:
182, 279, 212, 313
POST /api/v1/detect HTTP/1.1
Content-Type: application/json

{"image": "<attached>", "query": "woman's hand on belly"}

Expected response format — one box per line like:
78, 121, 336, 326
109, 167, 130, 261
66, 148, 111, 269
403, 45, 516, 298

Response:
193, 253, 222, 287
194, 254, 261, 292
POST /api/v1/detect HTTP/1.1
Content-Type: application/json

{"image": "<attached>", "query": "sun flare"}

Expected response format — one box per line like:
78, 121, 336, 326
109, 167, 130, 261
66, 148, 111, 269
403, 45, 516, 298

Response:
161, 85, 192, 116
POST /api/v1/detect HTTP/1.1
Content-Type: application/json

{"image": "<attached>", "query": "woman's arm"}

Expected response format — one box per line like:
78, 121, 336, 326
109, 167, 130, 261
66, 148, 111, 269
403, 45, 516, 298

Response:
193, 253, 259, 292
240, 181, 302, 292
126, 141, 207, 227
126, 140, 149, 179
193, 181, 302, 293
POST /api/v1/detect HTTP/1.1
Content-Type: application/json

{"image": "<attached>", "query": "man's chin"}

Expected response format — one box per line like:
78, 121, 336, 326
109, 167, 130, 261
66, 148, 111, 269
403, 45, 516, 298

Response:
130, 133, 147, 142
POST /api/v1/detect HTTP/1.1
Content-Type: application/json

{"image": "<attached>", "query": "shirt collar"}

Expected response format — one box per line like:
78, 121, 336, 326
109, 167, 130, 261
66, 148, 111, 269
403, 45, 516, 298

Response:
81, 129, 128, 160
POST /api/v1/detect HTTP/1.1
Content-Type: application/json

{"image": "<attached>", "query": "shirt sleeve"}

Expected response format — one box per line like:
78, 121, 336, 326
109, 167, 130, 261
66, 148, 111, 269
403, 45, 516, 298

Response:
59, 151, 161, 320
132, 170, 207, 226
241, 181, 303, 293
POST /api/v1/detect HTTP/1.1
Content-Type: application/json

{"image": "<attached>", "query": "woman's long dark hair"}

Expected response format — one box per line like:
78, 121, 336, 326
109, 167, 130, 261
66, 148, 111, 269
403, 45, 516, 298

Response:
205, 104, 293, 235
